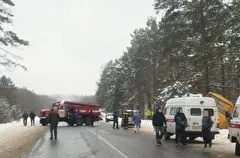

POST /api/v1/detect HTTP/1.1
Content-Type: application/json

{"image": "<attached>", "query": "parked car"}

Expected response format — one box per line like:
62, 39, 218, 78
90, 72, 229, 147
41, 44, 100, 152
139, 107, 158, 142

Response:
105, 113, 114, 122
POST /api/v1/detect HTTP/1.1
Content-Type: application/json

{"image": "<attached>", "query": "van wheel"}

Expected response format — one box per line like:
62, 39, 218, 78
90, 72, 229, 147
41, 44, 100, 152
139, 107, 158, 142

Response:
41, 122, 47, 126
84, 117, 91, 126
76, 118, 84, 126
236, 141, 240, 156
189, 136, 197, 141
165, 133, 171, 140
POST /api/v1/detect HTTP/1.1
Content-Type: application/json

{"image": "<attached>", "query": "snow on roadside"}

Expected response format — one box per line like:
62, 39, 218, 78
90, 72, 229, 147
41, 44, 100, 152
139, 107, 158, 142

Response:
0, 117, 47, 158
139, 120, 235, 155
105, 119, 236, 156
194, 129, 236, 156
0, 117, 40, 133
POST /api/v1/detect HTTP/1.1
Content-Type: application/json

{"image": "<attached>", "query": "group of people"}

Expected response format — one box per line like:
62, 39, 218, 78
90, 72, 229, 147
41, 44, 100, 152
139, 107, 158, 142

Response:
152, 107, 213, 147
22, 108, 60, 141
112, 110, 141, 133
22, 111, 36, 126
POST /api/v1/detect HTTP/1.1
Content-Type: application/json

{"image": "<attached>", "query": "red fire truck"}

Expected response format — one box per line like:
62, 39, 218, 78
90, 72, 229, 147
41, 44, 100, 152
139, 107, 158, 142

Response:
40, 100, 101, 126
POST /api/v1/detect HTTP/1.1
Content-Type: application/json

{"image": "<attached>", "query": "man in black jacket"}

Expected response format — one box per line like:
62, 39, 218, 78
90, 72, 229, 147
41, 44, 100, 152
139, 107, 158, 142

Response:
48, 107, 60, 140
152, 108, 166, 145
113, 111, 119, 129
22, 112, 28, 126
29, 111, 36, 126
89, 110, 95, 127
174, 108, 187, 145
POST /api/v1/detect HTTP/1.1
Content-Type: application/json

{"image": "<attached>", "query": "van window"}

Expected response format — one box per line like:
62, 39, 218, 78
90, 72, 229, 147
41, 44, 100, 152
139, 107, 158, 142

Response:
190, 108, 201, 116
204, 109, 214, 116
177, 107, 182, 112
170, 107, 176, 116
170, 107, 182, 115
164, 108, 167, 115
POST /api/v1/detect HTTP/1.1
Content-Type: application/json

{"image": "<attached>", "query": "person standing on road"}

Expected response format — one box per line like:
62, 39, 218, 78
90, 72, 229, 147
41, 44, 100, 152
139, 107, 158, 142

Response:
152, 108, 166, 145
89, 110, 95, 127
202, 110, 213, 148
22, 112, 28, 126
29, 111, 36, 126
75, 110, 82, 126
113, 111, 119, 129
174, 108, 187, 145
48, 107, 60, 140
123, 112, 129, 129
133, 110, 141, 133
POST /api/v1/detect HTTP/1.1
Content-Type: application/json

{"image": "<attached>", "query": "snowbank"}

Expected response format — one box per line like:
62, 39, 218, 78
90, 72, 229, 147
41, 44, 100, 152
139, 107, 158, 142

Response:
0, 117, 47, 158
0, 117, 41, 133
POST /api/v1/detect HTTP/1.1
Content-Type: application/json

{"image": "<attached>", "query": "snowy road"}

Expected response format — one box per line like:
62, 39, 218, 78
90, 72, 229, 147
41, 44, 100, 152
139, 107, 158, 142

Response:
27, 121, 238, 158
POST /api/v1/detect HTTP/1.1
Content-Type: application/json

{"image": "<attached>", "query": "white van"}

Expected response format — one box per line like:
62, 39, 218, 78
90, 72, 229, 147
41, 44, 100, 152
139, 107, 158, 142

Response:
229, 96, 240, 156
164, 96, 219, 140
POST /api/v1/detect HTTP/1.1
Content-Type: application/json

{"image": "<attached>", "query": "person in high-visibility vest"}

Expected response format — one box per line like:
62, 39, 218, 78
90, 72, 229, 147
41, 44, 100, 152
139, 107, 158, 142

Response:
146, 108, 152, 120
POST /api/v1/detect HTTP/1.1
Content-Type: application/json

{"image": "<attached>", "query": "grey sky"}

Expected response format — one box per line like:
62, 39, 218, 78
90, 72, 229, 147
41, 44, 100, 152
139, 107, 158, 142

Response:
4, 0, 155, 95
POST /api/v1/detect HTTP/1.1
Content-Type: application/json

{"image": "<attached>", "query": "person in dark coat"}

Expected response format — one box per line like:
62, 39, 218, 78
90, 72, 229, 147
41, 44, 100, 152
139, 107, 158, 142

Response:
152, 108, 166, 145
113, 111, 119, 129
75, 110, 82, 126
202, 110, 213, 147
174, 108, 187, 145
29, 111, 36, 126
89, 110, 95, 127
22, 112, 28, 126
48, 107, 60, 140
123, 112, 129, 129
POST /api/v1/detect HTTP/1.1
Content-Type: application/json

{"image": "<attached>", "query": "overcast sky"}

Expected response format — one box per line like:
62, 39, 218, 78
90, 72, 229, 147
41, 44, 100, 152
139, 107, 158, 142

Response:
3, 0, 155, 95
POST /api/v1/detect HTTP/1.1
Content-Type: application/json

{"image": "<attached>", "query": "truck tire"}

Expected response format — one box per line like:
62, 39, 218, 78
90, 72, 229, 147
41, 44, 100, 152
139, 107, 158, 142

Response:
76, 118, 84, 126
164, 133, 171, 140
40, 119, 47, 126
41, 122, 47, 126
84, 117, 91, 126
189, 136, 197, 141
236, 141, 240, 156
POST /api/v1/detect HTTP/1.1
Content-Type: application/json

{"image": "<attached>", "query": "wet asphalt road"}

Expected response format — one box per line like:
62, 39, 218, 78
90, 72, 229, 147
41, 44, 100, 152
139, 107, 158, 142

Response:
28, 122, 219, 158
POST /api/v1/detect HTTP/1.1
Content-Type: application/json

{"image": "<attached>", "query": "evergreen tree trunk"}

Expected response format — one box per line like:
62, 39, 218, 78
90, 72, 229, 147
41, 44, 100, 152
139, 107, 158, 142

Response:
220, 53, 226, 95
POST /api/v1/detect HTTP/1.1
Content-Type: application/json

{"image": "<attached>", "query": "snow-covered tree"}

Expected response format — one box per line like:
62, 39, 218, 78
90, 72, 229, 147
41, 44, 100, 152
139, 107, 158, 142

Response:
0, 98, 11, 123
153, 81, 190, 112
96, 0, 240, 115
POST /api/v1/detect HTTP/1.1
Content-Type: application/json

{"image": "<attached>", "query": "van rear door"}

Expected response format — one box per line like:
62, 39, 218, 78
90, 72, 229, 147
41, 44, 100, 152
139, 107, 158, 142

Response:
187, 107, 202, 131
166, 107, 176, 134
203, 108, 218, 132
